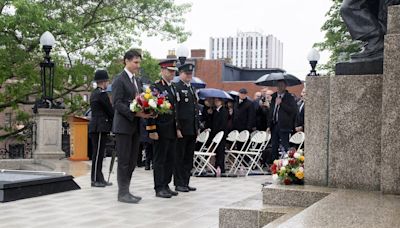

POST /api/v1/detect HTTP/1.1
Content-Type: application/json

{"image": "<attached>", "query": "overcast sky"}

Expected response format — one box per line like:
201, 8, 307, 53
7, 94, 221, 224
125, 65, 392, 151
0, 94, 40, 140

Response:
141, 0, 333, 80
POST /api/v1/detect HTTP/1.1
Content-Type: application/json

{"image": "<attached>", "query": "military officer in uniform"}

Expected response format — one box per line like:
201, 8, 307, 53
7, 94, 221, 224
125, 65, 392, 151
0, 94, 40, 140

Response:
174, 63, 199, 192
89, 70, 114, 187
147, 59, 180, 198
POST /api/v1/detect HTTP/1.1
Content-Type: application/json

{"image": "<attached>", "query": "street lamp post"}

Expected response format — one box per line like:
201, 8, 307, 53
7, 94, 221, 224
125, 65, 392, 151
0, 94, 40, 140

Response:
38, 31, 56, 108
307, 48, 320, 76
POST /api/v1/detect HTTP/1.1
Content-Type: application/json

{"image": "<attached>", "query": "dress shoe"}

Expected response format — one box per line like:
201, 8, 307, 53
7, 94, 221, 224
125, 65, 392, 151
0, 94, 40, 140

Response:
350, 36, 384, 62
129, 193, 142, 201
118, 194, 140, 204
156, 190, 172, 198
145, 165, 150, 170
175, 186, 189, 192
102, 181, 113, 186
187, 186, 197, 191
91, 182, 106, 187
166, 187, 178, 196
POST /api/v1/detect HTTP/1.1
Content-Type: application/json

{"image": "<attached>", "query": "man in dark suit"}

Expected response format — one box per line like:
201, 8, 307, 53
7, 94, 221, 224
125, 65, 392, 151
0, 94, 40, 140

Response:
89, 70, 114, 187
267, 80, 297, 162
211, 98, 228, 173
233, 88, 256, 132
174, 63, 199, 192
112, 49, 152, 204
146, 59, 179, 198
295, 88, 305, 133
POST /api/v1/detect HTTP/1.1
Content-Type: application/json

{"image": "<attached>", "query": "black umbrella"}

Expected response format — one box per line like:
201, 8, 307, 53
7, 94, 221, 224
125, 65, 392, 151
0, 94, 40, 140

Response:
255, 72, 302, 87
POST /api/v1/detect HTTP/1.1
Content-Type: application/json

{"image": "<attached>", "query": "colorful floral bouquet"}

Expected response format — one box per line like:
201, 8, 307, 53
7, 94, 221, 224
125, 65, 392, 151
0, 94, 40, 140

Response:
271, 148, 305, 185
130, 87, 172, 115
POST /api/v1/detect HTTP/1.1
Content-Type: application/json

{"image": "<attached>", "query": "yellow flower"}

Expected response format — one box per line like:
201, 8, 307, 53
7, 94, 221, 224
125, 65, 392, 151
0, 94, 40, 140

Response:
144, 93, 151, 100
145, 88, 151, 93
299, 156, 305, 162
295, 171, 304, 180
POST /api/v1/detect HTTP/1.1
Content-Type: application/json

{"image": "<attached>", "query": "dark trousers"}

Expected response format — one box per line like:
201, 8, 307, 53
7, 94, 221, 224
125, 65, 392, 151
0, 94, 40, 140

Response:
138, 142, 153, 167
341, 0, 389, 40
215, 138, 226, 172
90, 132, 108, 183
153, 137, 176, 192
174, 135, 196, 187
271, 124, 291, 162
115, 133, 140, 196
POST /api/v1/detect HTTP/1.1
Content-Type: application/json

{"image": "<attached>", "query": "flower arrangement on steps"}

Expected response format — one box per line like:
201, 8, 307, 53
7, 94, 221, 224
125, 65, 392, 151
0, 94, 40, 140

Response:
271, 148, 304, 185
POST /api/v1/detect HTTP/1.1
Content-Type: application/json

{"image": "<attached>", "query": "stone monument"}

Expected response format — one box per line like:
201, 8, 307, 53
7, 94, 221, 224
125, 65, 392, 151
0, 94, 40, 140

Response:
306, 5, 400, 194
33, 108, 65, 159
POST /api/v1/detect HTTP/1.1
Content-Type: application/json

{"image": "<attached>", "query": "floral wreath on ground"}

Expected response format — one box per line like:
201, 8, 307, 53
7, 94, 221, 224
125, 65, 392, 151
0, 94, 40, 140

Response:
271, 148, 304, 185
130, 87, 172, 114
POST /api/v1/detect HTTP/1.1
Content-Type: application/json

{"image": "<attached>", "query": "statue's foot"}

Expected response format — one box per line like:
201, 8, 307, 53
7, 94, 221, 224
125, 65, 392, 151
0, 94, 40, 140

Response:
350, 36, 384, 62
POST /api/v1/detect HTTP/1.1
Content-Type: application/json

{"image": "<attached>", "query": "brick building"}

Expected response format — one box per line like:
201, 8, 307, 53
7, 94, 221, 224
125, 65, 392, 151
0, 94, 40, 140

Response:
166, 49, 303, 97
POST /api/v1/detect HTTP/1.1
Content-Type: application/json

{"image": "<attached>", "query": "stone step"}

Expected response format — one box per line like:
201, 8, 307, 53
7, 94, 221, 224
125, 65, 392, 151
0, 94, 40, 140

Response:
219, 194, 304, 228
262, 184, 333, 207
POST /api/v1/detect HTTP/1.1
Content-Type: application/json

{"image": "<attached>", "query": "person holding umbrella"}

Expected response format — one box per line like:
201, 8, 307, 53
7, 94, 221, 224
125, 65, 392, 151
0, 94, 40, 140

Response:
266, 80, 297, 162
211, 97, 228, 175
89, 70, 114, 187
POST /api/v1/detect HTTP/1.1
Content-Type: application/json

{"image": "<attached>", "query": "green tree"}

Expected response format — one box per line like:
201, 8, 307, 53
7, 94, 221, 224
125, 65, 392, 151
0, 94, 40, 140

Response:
0, 0, 191, 138
314, 0, 361, 74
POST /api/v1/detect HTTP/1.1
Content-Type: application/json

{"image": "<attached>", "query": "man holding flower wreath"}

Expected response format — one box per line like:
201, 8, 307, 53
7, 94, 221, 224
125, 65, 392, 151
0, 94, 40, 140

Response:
112, 49, 153, 204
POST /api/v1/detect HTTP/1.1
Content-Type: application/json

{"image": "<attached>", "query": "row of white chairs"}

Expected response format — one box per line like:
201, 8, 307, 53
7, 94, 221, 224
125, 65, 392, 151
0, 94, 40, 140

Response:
192, 129, 305, 177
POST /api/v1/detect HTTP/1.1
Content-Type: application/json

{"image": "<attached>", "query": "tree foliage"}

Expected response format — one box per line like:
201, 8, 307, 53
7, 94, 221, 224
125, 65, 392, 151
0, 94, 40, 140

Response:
314, 0, 361, 74
0, 0, 191, 137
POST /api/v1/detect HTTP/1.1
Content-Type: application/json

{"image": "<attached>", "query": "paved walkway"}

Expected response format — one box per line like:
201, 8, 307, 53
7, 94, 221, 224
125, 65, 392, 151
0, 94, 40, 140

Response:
0, 158, 270, 228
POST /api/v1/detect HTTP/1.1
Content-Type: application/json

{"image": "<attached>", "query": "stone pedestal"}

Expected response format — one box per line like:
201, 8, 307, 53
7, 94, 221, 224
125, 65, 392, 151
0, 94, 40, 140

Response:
33, 108, 65, 159
381, 5, 400, 195
305, 5, 400, 194
304, 76, 330, 186
328, 75, 382, 191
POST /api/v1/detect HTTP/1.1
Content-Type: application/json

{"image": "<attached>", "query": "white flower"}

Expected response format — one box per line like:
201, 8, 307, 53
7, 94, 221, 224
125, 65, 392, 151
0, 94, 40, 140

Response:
130, 100, 138, 111
272, 174, 279, 182
149, 99, 157, 108
294, 153, 300, 159
291, 168, 297, 174
282, 159, 289, 167
280, 167, 286, 172
298, 149, 304, 154
299, 167, 304, 172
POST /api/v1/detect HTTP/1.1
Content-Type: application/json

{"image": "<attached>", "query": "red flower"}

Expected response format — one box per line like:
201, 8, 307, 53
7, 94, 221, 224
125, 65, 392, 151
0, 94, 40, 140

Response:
289, 159, 297, 165
136, 96, 142, 106
157, 98, 164, 105
143, 100, 149, 108
270, 164, 277, 174
288, 151, 295, 158
284, 178, 292, 185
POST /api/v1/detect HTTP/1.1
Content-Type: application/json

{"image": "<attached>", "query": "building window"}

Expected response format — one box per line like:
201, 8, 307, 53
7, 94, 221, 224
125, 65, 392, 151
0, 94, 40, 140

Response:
4, 113, 12, 128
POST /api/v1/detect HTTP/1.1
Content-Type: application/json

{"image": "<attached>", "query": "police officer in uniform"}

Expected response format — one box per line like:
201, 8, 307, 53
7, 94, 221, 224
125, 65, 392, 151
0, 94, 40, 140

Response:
174, 63, 199, 192
147, 59, 180, 198
89, 70, 114, 187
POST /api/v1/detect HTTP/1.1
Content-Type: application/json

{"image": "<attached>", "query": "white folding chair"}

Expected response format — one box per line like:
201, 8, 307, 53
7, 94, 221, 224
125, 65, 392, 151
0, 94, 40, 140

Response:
193, 130, 210, 173
233, 131, 267, 176
289, 132, 305, 149
226, 130, 250, 173
226, 130, 239, 151
194, 131, 225, 176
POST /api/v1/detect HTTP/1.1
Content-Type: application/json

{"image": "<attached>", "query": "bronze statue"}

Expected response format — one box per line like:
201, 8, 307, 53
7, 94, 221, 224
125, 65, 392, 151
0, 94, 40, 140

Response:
341, 0, 400, 62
